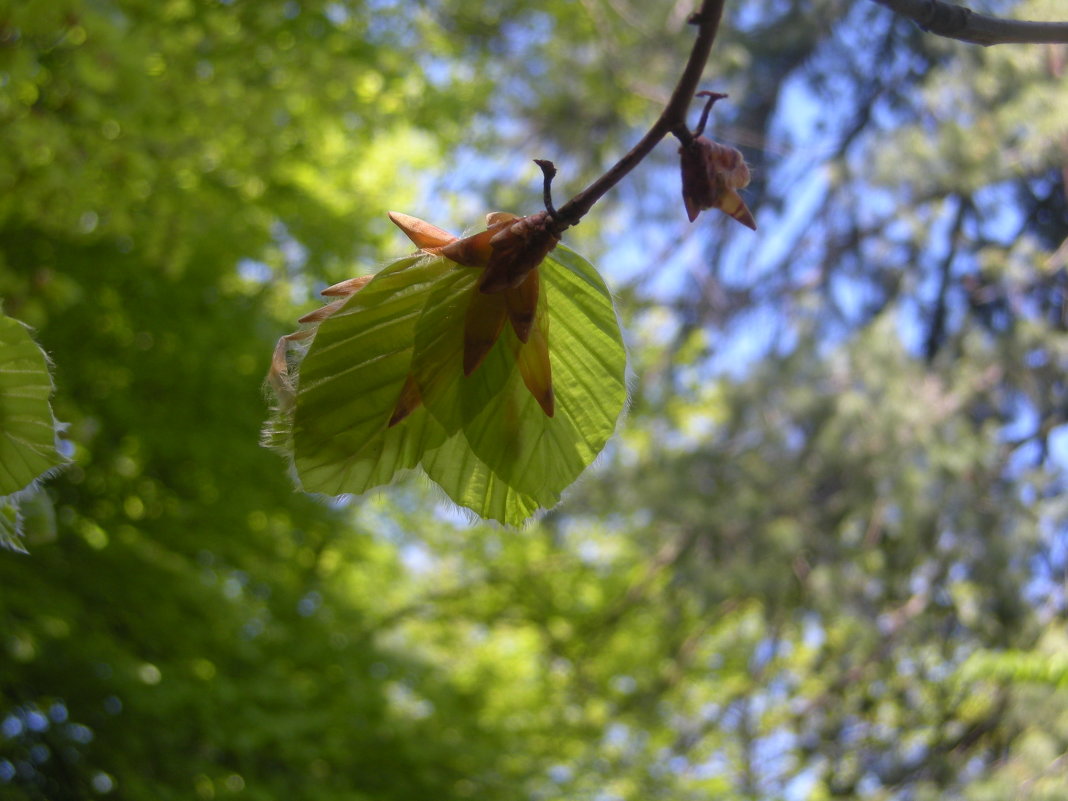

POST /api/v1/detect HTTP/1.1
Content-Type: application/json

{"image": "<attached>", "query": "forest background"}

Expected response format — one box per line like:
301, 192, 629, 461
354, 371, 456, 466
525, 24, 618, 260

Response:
3, 0, 1068, 799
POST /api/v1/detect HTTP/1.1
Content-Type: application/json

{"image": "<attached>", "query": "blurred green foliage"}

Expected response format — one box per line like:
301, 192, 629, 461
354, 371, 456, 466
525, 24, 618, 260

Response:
3, 0, 1068, 799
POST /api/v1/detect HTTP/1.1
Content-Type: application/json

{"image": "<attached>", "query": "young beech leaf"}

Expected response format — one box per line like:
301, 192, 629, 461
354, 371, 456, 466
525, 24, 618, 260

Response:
412, 246, 625, 508
269, 254, 450, 494
0, 312, 68, 499
265, 214, 626, 526
265, 249, 544, 518
420, 430, 542, 524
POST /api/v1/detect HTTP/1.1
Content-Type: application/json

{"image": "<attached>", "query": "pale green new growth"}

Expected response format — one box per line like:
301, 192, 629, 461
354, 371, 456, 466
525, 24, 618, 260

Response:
414, 249, 625, 506
268, 245, 626, 525
290, 254, 450, 493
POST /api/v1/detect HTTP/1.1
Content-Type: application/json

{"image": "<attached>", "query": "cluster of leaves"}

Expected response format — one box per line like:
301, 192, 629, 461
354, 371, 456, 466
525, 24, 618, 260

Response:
264, 212, 627, 525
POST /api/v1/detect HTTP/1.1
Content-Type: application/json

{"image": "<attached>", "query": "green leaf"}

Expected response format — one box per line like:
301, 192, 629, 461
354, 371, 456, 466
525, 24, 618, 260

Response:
0, 311, 67, 499
275, 251, 545, 520
274, 244, 626, 525
285, 254, 451, 495
420, 430, 543, 524
413, 246, 627, 509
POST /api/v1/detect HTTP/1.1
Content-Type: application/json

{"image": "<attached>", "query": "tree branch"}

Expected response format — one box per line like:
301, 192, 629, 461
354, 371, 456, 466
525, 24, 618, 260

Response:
871, 0, 1068, 45
924, 196, 967, 363
551, 0, 728, 231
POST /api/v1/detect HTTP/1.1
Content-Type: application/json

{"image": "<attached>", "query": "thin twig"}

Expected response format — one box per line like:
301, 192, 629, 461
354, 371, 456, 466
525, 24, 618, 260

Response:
692, 90, 728, 138
924, 196, 967, 362
552, 0, 728, 231
533, 159, 559, 219
871, 0, 1068, 45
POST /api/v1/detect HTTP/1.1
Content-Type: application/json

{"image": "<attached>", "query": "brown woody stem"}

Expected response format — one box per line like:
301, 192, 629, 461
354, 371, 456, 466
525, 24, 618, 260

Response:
550, 0, 728, 233
871, 0, 1068, 46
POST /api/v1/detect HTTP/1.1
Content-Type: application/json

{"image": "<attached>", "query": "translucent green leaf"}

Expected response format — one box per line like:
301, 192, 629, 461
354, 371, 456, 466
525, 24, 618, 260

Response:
420, 430, 543, 524
0, 312, 67, 499
277, 251, 545, 520
286, 254, 452, 495
413, 245, 627, 509
274, 243, 626, 526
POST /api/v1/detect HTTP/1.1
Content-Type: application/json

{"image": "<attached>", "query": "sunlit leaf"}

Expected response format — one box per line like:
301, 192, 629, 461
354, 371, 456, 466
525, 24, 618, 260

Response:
412, 245, 626, 509
0, 312, 66, 499
271, 229, 626, 525
420, 430, 542, 524
277, 254, 452, 495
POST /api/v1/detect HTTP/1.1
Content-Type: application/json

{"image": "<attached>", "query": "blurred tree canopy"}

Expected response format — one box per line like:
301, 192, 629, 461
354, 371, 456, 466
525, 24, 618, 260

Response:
2, 0, 1068, 799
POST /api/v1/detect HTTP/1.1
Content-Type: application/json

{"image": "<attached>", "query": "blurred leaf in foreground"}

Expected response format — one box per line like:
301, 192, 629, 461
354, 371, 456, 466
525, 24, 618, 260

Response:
0, 311, 67, 551
265, 212, 627, 525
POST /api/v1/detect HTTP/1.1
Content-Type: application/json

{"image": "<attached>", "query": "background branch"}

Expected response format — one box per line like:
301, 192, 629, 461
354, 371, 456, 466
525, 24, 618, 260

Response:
871, 0, 1068, 45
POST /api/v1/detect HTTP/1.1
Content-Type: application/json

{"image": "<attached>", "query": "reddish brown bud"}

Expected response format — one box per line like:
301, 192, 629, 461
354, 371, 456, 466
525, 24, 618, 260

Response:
679, 136, 756, 230
504, 269, 539, 343
320, 275, 374, 297
463, 289, 508, 376
513, 301, 554, 418
388, 212, 455, 251
439, 221, 504, 268
381, 211, 557, 394
479, 211, 559, 294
